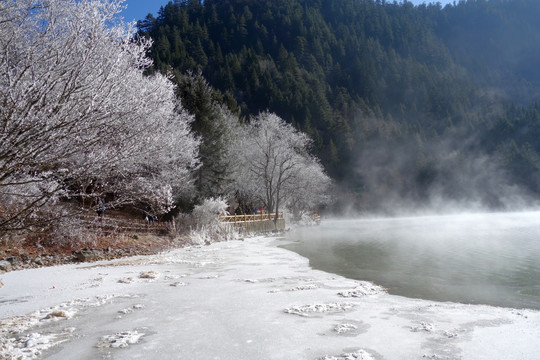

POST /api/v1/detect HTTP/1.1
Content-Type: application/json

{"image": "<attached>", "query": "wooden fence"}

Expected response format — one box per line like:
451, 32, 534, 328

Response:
219, 213, 285, 233
78, 215, 173, 235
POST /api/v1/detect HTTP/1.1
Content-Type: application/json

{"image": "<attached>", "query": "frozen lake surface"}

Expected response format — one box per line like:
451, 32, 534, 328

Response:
284, 211, 540, 310
1, 235, 539, 359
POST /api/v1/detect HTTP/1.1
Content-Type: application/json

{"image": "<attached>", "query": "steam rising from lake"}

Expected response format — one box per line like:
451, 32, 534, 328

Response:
284, 211, 540, 309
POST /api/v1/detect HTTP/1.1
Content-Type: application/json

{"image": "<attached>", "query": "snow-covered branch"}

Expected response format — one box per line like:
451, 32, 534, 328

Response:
235, 112, 331, 223
0, 0, 199, 234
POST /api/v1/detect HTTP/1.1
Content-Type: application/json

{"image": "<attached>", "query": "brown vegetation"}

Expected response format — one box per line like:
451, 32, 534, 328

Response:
0, 209, 188, 272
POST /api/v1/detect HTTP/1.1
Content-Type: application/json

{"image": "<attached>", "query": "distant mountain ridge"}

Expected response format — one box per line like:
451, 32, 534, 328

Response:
138, 0, 540, 211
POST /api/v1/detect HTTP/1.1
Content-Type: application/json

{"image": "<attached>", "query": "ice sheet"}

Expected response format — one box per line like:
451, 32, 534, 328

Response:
1, 236, 538, 359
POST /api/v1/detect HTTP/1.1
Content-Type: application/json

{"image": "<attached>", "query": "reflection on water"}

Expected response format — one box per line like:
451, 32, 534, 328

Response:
283, 212, 540, 309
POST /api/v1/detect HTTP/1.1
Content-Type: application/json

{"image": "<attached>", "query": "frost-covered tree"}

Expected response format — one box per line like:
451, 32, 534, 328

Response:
284, 156, 332, 221
111, 102, 199, 216
0, 0, 199, 234
189, 197, 239, 245
236, 112, 330, 224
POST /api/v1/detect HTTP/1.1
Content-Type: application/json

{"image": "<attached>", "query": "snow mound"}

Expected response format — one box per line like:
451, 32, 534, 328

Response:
320, 349, 375, 360
334, 323, 358, 334
337, 282, 385, 297
284, 302, 355, 317
0, 332, 67, 360
410, 322, 435, 333
199, 274, 219, 279
269, 284, 319, 293
443, 330, 459, 338
139, 270, 160, 279
0, 307, 75, 336
118, 277, 134, 284
97, 330, 145, 349
0, 295, 118, 335
287, 284, 319, 292
422, 355, 446, 359
118, 304, 145, 315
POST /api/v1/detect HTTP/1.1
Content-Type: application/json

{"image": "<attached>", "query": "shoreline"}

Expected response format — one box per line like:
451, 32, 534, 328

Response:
0, 233, 185, 273
1, 235, 539, 359
282, 214, 540, 312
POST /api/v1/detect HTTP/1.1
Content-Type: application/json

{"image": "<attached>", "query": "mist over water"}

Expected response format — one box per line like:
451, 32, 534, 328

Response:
283, 211, 540, 310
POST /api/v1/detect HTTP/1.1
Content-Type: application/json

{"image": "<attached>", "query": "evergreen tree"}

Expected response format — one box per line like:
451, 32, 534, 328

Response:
175, 71, 242, 200
137, 0, 540, 210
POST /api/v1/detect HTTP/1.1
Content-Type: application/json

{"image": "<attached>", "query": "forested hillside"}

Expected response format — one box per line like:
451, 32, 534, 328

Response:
138, 0, 540, 212
1, 0, 330, 239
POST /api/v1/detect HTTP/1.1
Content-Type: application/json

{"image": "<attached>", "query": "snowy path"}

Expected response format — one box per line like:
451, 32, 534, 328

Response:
1, 236, 539, 359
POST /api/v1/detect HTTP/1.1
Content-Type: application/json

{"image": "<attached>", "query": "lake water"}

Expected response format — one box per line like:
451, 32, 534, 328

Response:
283, 211, 540, 310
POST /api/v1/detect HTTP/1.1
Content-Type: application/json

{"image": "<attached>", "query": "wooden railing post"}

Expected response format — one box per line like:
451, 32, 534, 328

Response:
218, 213, 284, 233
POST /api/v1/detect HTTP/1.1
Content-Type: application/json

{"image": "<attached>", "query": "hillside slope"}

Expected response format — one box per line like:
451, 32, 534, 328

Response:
139, 0, 540, 211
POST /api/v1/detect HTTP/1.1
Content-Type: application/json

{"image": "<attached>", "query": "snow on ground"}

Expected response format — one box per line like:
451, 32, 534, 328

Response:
0, 236, 539, 359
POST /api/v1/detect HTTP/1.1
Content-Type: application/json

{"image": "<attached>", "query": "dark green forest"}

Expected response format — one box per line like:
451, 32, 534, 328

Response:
138, 0, 540, 213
